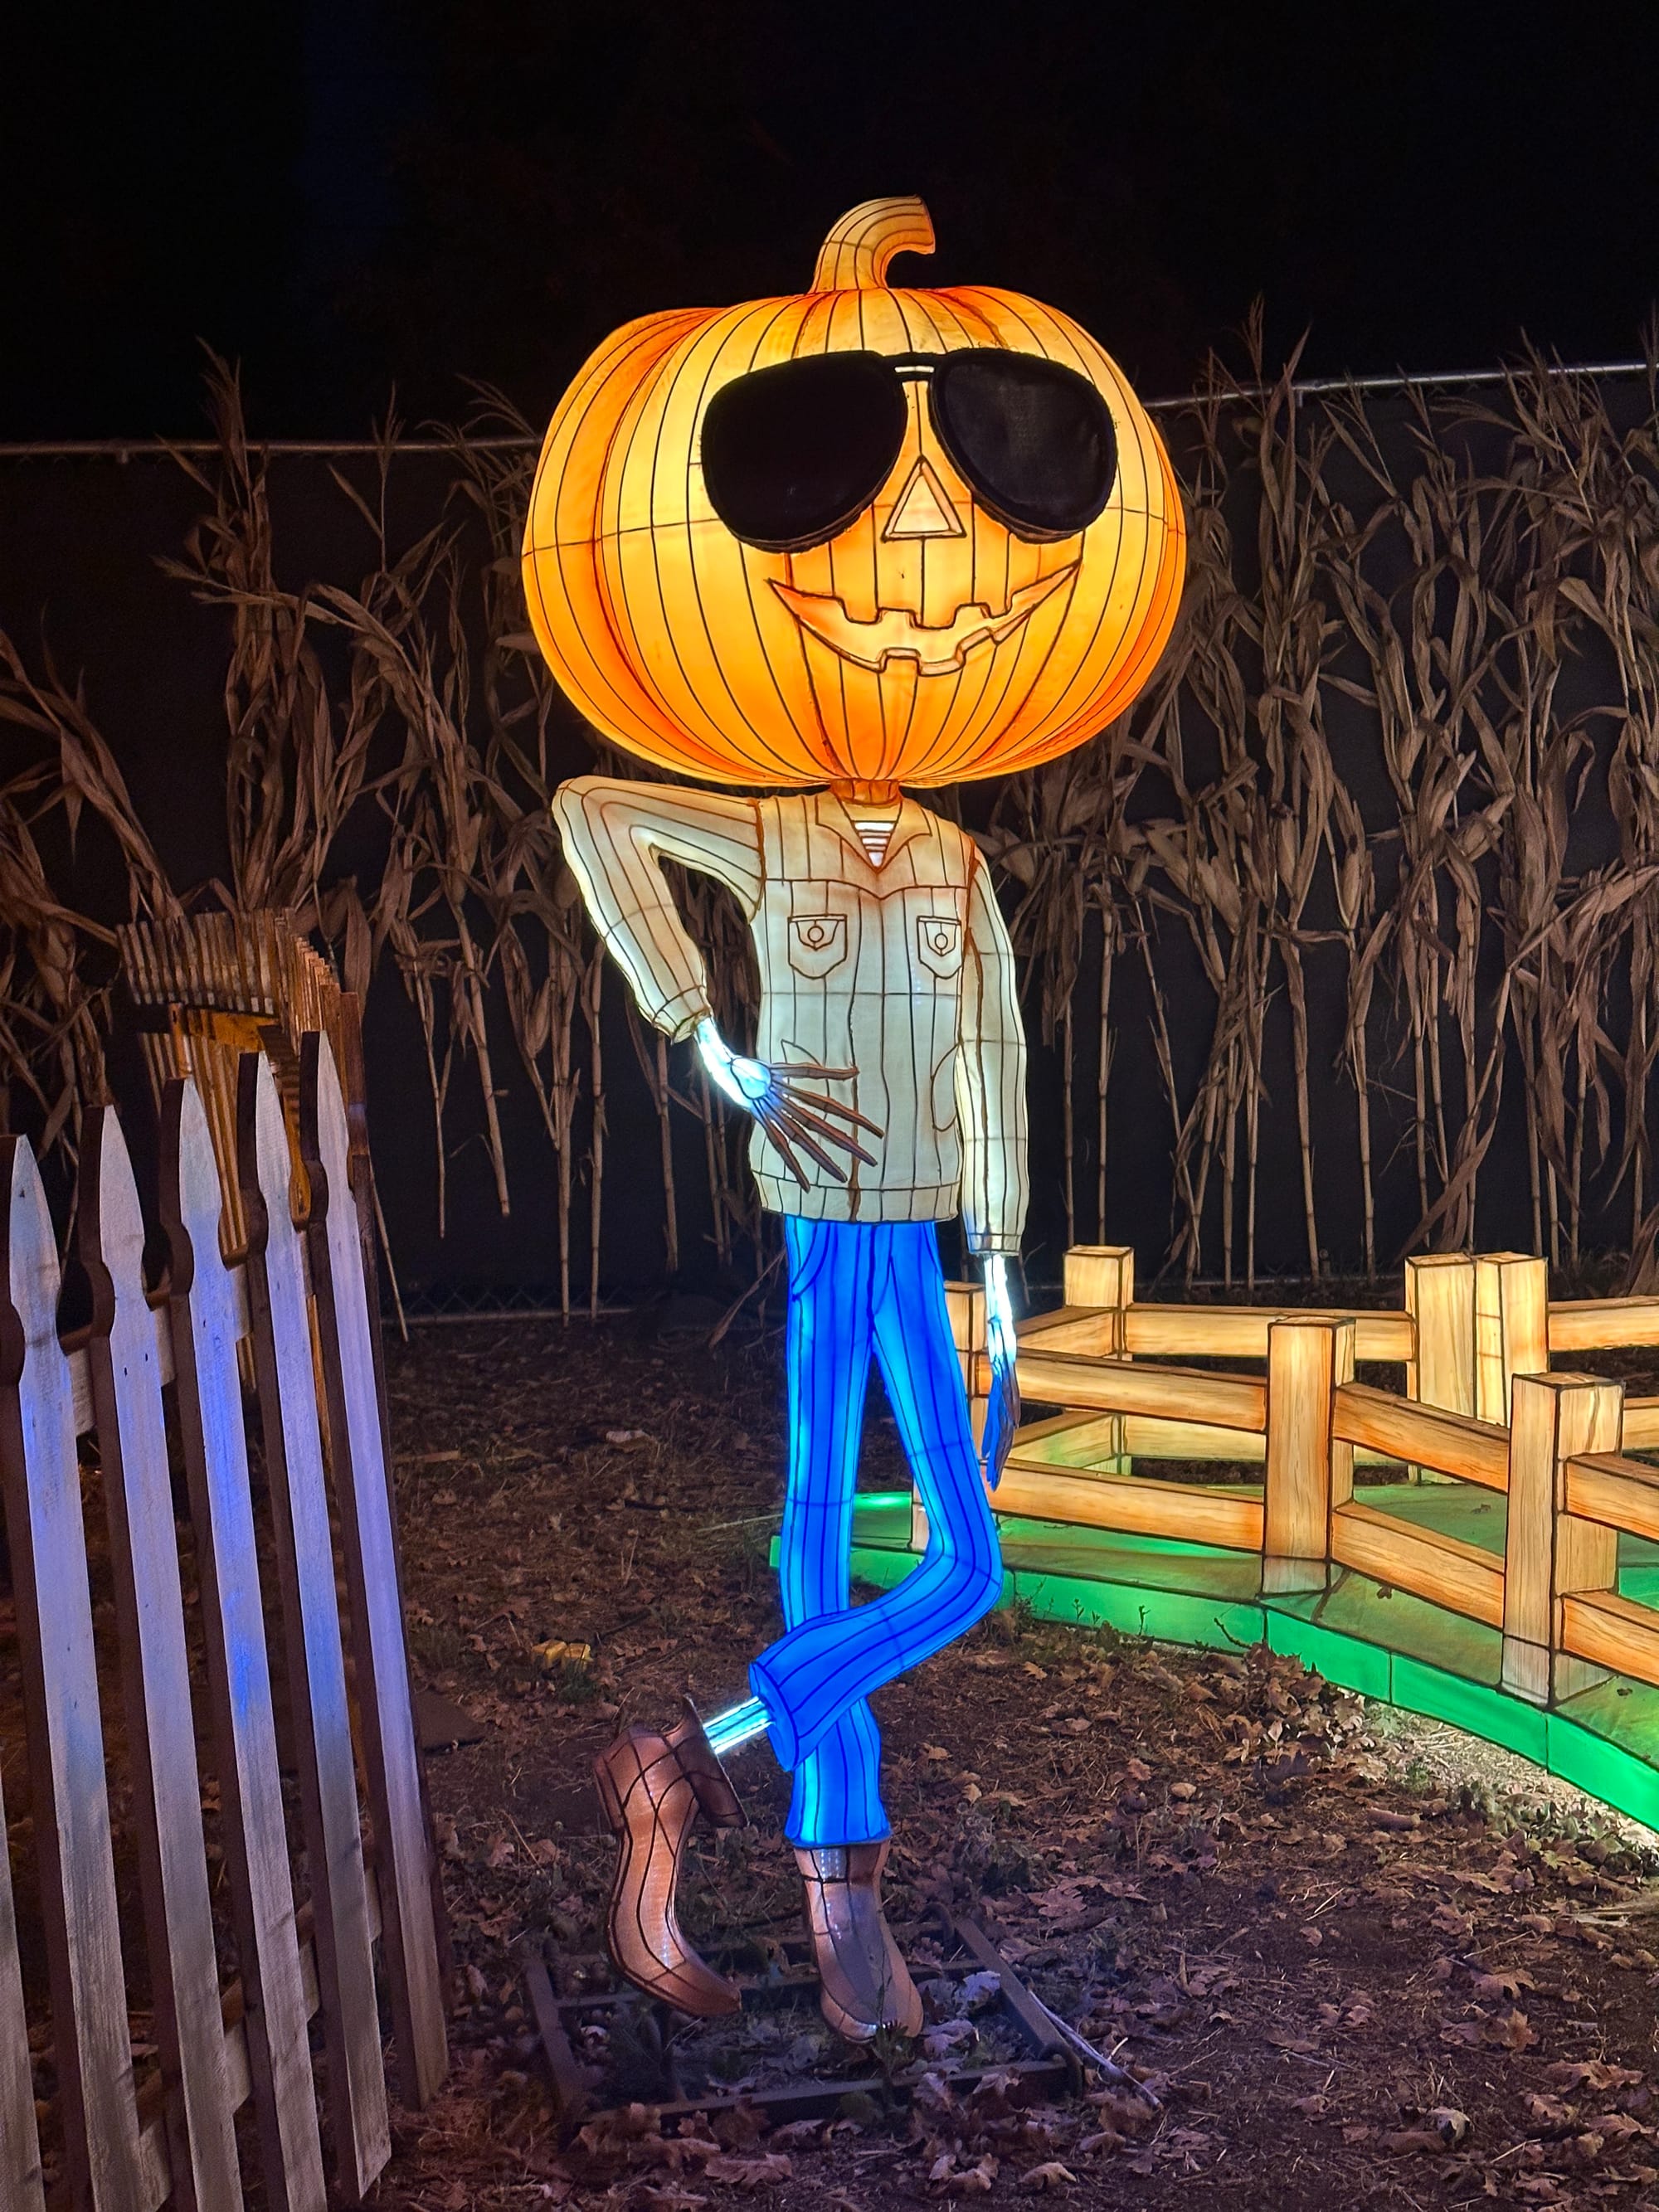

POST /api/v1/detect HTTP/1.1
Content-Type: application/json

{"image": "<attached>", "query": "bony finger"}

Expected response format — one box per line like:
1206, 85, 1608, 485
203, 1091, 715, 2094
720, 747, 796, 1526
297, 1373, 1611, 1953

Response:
768, 1106, 850, 1184
775, 1097, 878, 1167
755, 1105, 811, 1189
772, 1084, 885, 1138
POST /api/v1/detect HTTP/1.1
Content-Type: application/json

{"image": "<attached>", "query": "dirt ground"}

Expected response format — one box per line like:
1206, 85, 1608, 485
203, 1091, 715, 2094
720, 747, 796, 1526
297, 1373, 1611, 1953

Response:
377, 1305, 1659, 2212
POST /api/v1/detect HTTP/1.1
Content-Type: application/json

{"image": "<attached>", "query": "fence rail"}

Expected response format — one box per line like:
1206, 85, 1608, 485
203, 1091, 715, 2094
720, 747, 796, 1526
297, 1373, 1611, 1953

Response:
0, 1036, 445, 2212
937, 1243, 1659, 1719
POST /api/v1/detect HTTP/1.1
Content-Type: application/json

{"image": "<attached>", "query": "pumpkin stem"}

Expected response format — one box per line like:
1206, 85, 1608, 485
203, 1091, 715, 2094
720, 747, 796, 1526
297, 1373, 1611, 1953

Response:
812, 197, 935, 291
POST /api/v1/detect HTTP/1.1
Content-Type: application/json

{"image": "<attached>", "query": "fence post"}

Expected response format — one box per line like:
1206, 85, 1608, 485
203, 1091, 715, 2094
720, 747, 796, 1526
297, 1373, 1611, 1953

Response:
1476, 1253, 1550, 1425
1403, 1254, 1475, 1483
1063, 1244, 1135, 1355
1503, 1371, 1623, 1704
1263, 1317, 1354, 1593
1404, 1253, 1476, 1412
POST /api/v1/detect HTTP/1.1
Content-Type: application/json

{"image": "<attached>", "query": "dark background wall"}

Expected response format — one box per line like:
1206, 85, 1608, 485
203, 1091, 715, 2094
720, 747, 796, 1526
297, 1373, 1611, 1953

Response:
5, 1, 1659, 444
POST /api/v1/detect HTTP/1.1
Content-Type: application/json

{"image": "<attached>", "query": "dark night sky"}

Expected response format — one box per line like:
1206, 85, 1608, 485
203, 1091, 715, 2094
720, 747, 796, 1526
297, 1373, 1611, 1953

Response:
3, 0, 1658, 441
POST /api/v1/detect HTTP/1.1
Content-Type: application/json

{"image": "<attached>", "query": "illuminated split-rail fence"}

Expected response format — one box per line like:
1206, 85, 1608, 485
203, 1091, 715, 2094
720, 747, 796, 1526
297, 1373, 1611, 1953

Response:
914, 1247, 1659, 1811
0, 1035, 445, 2212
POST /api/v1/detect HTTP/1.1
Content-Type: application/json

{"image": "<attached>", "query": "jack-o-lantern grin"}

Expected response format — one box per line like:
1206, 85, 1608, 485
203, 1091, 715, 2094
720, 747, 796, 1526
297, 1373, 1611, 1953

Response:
771, 565, 1079, 677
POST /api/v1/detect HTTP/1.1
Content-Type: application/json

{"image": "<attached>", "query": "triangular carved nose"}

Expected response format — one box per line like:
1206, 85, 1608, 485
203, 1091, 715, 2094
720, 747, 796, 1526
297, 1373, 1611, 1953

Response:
882, 458, 965, 540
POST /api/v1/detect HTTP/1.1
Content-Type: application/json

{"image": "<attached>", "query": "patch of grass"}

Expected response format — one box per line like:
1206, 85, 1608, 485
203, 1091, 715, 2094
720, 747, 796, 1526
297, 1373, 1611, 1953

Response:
406, 1621, 464, 1674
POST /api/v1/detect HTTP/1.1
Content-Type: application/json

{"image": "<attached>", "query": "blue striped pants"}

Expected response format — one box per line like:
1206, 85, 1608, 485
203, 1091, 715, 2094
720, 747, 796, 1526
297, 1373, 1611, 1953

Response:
748, 1218, 1005, 1846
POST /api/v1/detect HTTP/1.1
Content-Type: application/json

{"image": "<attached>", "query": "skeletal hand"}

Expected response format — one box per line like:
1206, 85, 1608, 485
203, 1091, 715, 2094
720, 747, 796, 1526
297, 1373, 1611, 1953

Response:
980, 1254, 1020, 1490
695, 1018, 882, 1188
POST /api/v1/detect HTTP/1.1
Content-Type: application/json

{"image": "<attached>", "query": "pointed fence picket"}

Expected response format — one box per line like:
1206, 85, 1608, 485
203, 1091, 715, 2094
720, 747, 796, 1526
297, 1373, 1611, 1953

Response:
79, 1107, 242, 2212
1, 1139, 141, 2212
163, 1078, 328, 2212
0, 1040, 447, 2212
237, 1051, 389, 2201
300, 1033, 447, 2108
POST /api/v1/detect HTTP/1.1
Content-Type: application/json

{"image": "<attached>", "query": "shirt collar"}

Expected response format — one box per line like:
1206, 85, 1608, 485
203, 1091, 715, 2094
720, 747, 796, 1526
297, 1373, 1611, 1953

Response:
811, 790, 932, 873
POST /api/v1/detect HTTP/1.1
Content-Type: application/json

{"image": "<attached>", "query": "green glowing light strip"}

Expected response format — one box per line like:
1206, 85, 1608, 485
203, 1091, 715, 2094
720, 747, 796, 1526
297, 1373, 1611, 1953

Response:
777, 1495, 1659, 1831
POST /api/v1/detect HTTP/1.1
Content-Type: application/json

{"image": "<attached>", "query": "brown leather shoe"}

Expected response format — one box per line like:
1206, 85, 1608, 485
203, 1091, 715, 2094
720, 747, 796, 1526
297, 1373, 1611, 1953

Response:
592, 1700, 746, 2017
795, 1840, 922, 2043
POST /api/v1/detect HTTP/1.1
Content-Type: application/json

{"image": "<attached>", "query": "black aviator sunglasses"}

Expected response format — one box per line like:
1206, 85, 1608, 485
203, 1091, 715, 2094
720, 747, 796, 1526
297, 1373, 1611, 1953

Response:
698, 348, 1118, 556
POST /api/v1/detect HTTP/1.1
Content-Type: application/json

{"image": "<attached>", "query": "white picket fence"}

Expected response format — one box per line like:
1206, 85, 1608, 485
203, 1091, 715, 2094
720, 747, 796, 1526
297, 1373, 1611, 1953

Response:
0, 1034, 446, 2211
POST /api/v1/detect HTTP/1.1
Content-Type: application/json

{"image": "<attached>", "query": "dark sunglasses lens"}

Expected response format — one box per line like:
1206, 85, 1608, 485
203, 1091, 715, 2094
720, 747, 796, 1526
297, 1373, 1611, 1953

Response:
701, 352, 908, 552
932, 352, 1117, 540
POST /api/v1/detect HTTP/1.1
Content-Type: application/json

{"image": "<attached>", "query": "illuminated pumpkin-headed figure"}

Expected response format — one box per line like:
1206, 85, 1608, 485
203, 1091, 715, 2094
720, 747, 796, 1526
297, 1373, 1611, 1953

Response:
528, 197, 1184, 2039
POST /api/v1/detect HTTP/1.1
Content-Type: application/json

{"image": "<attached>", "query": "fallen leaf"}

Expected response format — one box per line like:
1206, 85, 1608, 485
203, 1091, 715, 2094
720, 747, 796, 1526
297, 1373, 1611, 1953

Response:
703, 2152, 791, 2187
1076, 2128, 1124, 2156
1381, 2110, 1468, 2155
1472, 1968, 1537, 2002
1021, 2162, 1078, 2191
1491, 2007, 1539, 2051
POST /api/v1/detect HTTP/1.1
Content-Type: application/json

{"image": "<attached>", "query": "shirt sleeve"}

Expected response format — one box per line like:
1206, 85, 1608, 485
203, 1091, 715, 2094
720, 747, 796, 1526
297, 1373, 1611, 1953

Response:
954, 847, 1029, 1256
551, 776, 765, 1042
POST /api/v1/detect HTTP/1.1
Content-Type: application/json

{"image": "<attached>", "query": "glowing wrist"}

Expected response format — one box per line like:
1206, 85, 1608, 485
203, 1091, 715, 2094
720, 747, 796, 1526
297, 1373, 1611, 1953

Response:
983, 1256, 1016, 1363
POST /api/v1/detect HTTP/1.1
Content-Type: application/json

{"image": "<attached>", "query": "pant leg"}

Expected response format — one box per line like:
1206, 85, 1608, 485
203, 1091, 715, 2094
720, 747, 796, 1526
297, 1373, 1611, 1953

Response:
772, 1217, 888, 1846
750, 1222, 1005, 1774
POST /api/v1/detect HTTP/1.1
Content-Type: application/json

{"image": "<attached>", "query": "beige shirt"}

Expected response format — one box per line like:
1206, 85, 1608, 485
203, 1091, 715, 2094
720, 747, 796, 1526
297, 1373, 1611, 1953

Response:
552, 779, 1028, 1254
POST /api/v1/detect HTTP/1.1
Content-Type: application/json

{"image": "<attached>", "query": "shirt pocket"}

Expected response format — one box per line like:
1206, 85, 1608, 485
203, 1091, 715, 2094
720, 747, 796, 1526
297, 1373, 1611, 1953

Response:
786, 913, 849, 978
915, 913, 965, 981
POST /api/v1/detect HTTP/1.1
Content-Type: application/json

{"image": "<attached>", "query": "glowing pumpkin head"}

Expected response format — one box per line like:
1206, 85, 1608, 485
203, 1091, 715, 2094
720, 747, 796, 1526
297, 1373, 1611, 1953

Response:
523, 197, 1185, 790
